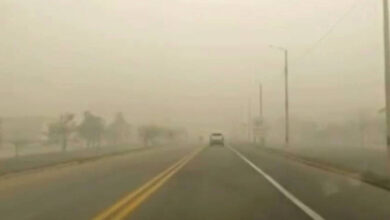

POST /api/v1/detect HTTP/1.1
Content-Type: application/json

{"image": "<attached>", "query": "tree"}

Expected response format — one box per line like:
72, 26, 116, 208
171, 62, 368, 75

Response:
138, 125, 187, 146
9, 131, 31, 158
47, 113, 75, 152
105, 112, 131, 145
78, 111, 105, 147
165, 127, 188, 142
138, 125, 163, 147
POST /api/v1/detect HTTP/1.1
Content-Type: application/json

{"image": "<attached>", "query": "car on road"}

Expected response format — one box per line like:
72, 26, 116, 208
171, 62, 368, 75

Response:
209, 133, 224, 146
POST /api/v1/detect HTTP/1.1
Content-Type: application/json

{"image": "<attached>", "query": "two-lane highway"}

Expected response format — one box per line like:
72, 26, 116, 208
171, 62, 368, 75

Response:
123, 146, 314, 220
1, 144, 390, 220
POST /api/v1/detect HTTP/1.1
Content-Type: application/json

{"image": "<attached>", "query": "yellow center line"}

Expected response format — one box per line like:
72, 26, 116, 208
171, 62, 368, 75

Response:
113, 147, 204, 219
93, 155, 190, 220
92, 147, 204, 220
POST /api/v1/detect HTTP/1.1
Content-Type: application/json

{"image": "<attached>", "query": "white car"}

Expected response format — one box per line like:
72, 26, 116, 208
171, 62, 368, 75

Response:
209, 133, 224, 146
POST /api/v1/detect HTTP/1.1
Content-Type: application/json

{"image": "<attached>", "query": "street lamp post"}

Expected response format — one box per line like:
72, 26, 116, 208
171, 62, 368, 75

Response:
383, 0, 390, 165
259, 83, 266, 146
270, 45, 289, 147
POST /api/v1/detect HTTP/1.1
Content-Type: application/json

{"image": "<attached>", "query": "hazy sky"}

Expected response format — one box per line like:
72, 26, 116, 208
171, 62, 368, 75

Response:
0, 0, 386, 131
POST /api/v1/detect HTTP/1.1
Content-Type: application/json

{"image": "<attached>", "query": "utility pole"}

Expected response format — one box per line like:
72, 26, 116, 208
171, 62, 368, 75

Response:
259, 83, 265, 146
270, 45, 289, 147
0, 118, 2, 149
248, 99, 252, 142
284, 49, 289, 147
383, 0, 390, 160
259, 83, 263, 120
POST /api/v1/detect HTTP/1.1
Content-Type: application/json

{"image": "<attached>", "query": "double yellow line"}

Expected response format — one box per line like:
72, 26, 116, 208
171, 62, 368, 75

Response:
93, 147, 204, 220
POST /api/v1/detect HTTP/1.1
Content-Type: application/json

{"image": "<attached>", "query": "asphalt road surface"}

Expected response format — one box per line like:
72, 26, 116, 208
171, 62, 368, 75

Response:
1, 144, 390, 220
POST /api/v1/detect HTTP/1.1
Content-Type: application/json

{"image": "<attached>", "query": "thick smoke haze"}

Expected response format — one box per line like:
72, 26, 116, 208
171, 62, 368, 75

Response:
2, 3, 390, 220
0, 0, 386, 136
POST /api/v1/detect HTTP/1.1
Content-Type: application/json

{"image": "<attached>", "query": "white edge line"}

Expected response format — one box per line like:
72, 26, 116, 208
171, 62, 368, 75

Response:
227, 145, 325, 220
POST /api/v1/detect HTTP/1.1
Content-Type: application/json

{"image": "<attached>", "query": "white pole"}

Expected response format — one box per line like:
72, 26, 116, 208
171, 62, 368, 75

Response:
383, 0, 390, 161
285, 49, 289, 148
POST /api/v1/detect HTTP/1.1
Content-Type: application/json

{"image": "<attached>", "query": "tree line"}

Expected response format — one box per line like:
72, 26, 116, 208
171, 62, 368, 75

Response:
47, 111, 131, 151
47, 111, 188, 151
138, 125, 188, 147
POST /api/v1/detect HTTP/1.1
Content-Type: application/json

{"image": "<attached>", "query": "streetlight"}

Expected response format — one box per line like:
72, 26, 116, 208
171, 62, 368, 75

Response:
270, 45, 289, 147
383, 0, 390, 162
258, 82, 265, 146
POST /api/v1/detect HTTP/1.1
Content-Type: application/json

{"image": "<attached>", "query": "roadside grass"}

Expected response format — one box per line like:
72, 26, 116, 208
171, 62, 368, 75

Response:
257, 144, 390, 191
0, 144, 144, 176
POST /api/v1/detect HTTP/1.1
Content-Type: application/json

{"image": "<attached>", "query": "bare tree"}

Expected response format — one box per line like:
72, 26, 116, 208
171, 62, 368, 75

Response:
9, 131, 31, 158
47, 113, 75, 152
78, 111, 105, 148
138, 125, 186, 147
105, 112, 131, 145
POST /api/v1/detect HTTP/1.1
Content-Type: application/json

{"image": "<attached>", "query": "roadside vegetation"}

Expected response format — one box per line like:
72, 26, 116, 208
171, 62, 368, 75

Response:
0, 112, 188, 158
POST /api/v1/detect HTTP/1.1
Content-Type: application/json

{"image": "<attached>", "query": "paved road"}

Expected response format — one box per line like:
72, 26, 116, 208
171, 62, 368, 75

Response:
1, 144, 390, 220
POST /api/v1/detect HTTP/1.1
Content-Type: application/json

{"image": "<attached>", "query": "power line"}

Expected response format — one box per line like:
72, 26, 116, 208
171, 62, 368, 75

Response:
293, 0, 363, 65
